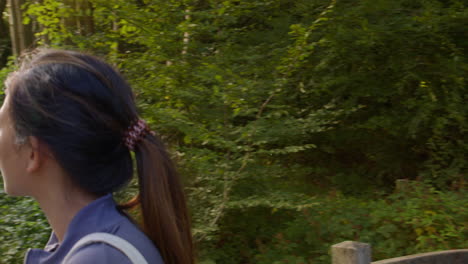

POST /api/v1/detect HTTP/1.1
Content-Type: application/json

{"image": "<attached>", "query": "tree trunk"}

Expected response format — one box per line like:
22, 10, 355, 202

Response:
7, 0, 34, 57
0, 0, 11, 67
0, 0, 7, 38
78, 0, 95, 35
182, 9, 191, 56
62, 0, 94, 36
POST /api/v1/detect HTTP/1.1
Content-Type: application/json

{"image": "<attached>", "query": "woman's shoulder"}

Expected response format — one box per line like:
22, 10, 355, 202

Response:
72, 194, 164, 263
65, 242, 133, 264
65, 209, 164, 263
65, 225, 165, 264
111, 216, 165, 263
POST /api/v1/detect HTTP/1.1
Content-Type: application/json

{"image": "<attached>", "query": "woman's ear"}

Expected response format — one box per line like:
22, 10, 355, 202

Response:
25, 136, 43, 173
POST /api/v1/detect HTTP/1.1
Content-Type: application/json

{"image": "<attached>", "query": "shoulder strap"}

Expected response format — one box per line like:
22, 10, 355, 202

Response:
62, 232, 148, 264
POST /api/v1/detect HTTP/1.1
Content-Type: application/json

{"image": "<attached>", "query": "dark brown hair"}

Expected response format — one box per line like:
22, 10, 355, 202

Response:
6, 49, 194, 264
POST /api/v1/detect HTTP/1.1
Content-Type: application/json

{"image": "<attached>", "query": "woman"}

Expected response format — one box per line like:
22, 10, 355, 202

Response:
0, 49, 194, 263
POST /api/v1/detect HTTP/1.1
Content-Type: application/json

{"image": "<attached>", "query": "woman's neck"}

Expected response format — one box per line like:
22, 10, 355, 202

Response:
36, 188, 97, 243
32, 164, 98, 243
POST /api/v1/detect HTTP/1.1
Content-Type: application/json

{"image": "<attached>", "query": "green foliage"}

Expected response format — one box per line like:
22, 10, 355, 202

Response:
0, 0, 466, 263
0, 189, 50, 264
250, 182, 467, 264
0, 58, 16, 101
24, 0, 72, 44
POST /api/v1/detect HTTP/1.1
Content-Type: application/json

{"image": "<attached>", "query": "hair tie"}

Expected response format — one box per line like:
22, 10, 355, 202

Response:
123, 119, 155, 150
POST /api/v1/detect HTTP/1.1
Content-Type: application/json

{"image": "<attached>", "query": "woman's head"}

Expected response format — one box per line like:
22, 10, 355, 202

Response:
4, 49, 136, 196
1, 49, 194, 264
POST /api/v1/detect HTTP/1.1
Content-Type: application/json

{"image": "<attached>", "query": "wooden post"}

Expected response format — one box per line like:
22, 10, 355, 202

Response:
332, 241, 371, 264
395, 179, 410, 193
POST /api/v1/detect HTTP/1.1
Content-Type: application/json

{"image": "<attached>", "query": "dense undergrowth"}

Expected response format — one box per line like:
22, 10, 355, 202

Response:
0, 181, 466, 264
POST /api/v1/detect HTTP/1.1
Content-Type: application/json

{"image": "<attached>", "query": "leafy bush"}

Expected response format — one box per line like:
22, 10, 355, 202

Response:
0, 189, 49, 264
227, 182, 467, 264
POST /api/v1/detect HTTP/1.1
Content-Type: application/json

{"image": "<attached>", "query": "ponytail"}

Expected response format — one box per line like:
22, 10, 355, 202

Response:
9, 49, 194, 263
120, 134, 195, 264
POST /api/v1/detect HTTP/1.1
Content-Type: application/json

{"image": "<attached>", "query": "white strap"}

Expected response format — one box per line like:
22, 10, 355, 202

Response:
62, 232, 148, 264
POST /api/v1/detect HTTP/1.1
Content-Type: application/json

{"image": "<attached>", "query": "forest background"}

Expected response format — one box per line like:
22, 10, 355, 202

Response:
0, 0, 466, 263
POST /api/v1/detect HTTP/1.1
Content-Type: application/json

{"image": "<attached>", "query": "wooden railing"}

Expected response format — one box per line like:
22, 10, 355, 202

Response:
331, 241, 468, 264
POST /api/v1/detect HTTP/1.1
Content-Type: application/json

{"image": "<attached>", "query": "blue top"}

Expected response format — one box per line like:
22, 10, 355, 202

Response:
24, 194, 164, 263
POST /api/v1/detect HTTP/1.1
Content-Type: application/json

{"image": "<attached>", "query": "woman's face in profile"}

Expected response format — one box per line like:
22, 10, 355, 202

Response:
0, 92, 31, 196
